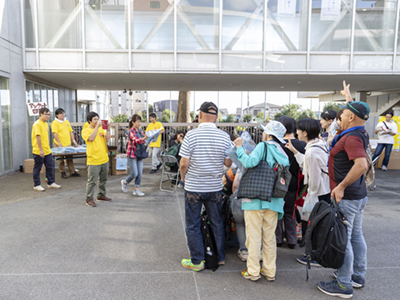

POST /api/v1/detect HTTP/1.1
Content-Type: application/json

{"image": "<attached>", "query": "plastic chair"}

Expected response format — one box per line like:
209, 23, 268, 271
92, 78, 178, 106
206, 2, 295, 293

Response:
159, 153, 180, 193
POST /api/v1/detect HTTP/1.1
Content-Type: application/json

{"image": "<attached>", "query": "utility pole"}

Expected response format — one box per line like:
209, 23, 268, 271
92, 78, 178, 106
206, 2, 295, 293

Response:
264, 91, 267, 122
170, 91, 172, 122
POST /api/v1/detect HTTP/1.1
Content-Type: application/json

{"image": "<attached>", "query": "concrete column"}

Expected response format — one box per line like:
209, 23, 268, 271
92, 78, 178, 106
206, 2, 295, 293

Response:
356, 92, 367, 102
393, 107, 400, 117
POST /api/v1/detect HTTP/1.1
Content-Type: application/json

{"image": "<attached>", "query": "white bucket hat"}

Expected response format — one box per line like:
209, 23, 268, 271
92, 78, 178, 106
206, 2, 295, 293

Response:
260, 121, 287, 144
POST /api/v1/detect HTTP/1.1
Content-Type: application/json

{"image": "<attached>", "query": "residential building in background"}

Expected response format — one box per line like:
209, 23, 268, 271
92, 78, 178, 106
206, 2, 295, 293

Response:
243, 103, 283, 119
153, 100, 178, 121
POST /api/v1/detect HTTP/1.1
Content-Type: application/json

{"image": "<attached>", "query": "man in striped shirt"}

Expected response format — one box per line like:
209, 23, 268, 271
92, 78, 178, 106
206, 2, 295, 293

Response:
179, 102, 233, 271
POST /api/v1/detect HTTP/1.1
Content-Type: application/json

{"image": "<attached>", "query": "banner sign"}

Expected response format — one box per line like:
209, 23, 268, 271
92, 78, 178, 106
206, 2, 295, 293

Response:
321, 0, 341, 21
277, 0, 297, 18
27, 102, 48, 116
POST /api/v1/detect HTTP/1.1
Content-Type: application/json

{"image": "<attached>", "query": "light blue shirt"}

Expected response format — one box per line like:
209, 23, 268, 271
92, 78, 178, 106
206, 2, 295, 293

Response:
237, 141, 289, 220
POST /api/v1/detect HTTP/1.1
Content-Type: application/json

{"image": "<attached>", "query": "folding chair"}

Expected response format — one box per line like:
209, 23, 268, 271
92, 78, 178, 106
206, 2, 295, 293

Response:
159, 153, 180, 193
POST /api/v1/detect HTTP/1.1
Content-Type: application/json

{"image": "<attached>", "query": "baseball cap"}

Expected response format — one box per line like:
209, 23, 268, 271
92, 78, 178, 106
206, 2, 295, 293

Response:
259, 121, 287, 144
198, 102, 218, 115
339, 101, 370, 121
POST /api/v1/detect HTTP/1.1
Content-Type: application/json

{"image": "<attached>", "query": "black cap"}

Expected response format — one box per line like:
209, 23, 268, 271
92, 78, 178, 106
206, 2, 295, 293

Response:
198, 102, 218, 115
339, 101, 370, 121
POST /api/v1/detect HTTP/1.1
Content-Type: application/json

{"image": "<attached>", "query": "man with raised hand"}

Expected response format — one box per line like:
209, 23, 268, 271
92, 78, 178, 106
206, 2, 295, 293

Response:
317, 100, 370, 298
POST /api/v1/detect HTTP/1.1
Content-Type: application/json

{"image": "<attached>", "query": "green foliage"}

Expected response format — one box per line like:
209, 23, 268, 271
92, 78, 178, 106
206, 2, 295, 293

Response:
256, 111, 264, 119
297, 109, 317, 121
225, 114, 236, 123
148, 104, 153, 113
218, 113, 224, 122
161, 109, 176, 123
190, 111, 195, 121
140, 110, 147, 122
243, 113, 252, 122
274, 104, 302, 120
322, 102, 341, 112
111, 114, 128, 123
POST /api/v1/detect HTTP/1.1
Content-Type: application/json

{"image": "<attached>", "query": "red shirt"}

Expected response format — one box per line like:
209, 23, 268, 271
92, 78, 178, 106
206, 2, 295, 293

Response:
127, 128, 146, 159
328, 130, 368, 200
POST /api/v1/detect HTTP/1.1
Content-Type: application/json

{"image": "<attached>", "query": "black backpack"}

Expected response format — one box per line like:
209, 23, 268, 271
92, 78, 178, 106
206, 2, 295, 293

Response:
304, 200, 348, 279
200, 210, 219, 271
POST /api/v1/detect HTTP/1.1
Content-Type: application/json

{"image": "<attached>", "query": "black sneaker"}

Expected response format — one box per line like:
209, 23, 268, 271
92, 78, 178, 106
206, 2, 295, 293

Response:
157, 163, 162, 170
150, 169, 157, 174
61, 172, 68, 179
70, 172, 81, 177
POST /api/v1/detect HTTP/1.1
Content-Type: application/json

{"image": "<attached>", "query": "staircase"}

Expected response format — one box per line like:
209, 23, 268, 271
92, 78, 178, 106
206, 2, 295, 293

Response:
370, 96, 400, 117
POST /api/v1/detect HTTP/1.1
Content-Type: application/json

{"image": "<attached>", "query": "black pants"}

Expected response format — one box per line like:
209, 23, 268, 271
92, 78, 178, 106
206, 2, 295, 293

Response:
33, 153, 54, 186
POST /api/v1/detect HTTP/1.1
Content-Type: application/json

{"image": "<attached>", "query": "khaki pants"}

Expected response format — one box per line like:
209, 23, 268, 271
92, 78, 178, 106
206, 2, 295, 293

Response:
86, 162, 109, 201
56, 144, 75, 174
244, 209, 278, 278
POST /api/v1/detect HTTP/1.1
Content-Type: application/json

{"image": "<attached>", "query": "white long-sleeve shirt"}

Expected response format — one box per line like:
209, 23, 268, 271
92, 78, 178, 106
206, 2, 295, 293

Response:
294, 138, 330, 205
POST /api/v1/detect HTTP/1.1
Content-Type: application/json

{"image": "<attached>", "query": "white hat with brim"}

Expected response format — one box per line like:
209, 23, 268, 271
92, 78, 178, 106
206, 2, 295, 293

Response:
260, 121, 287, 144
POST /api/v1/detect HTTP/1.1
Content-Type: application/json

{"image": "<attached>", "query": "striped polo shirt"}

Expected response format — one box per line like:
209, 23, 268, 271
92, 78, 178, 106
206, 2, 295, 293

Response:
179, 122, 234, 192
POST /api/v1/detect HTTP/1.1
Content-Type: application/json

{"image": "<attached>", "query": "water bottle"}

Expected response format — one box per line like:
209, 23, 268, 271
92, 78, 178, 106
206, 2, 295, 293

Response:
206, 246, 212, 256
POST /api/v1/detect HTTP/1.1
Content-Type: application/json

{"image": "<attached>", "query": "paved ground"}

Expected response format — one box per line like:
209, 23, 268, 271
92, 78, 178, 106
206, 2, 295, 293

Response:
0, 166, 399, 300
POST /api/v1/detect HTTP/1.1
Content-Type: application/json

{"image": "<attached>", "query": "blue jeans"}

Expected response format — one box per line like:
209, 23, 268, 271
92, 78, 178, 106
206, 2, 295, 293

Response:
372, 143, 393, 167
184, 190, 225, 264
125, 157, 143, 187
232, 197, 247, 252
337, 196, 368, 288
33, 154, 54, 186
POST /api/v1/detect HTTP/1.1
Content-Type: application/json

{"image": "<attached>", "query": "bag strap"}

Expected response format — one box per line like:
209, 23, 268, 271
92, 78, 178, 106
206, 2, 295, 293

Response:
383, 121, 389, 129
310, 145, 329, 154
263, 142, 268, 161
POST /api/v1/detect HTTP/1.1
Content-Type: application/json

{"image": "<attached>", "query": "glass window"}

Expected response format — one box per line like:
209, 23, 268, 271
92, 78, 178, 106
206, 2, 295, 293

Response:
85, 0, 128, 49
37, 0, 82, 48
177, 0, 219, 50
222, 1, 264, 51
132, 0, 174, 50
0, 77, 13, 172
354, 0, 396, 52
265, 0, 308, 51
310, 0, 353, 51
34, 83, 41, 102
24, 0, 36, 47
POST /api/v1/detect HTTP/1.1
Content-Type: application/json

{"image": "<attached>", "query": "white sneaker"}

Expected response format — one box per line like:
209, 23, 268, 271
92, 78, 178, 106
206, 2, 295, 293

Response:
121, 180, 128, 193
237, 250, 248, 262
382, 165, 387, 171
133, 189, 145, 196
47, 183, 61, 189
33, 185, 45, 192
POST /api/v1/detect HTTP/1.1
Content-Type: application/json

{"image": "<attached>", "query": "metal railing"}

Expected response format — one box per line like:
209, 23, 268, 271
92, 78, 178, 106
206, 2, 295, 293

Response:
70, 122, 263, 153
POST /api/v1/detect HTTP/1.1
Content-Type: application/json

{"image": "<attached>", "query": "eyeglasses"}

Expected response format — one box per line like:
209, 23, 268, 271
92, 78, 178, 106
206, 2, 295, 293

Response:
44, 113, 51, 116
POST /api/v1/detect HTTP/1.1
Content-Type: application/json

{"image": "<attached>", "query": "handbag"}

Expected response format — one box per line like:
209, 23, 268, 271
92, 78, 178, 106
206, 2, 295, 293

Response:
237, 143, 275, 202
131, 129, 148, 159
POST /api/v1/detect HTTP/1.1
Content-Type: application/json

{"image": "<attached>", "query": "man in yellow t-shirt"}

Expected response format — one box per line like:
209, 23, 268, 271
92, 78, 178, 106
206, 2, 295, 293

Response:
82, 112, 111, 207
146, 113, 165, 174
51, 108, 81, 179
32, 107, 61, 192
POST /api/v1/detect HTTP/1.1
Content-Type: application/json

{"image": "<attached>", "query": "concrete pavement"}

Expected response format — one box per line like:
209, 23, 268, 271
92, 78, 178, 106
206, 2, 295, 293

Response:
0, 167, 399, 299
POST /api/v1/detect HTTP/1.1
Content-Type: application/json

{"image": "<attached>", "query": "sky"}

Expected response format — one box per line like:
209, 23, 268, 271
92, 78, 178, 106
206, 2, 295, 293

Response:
146, 91, 321, 115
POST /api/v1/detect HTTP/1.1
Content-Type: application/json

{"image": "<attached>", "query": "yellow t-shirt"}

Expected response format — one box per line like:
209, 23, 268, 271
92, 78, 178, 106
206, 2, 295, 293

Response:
83, 122, 89, 130
32, 119, 51, 156
51, 119, 73, 146
146, 121, 164, 148
82, 127, 109, 166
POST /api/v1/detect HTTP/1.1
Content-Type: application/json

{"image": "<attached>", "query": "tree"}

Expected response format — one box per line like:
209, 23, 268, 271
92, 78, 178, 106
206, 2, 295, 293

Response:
274, 104, 302, 120
297, 109, 317, 121
225, 114, 235, 123
111, 114, 128, 123
218, 113, 224, 123
140, 110, 147, 122
176, 91, 191, 122
161, 109, 176, 123
322, 102, 341, 112
243, 113, 252, 122
190, 111, 195, 121
256, 111, 264, 119
148, 104, 153, 113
